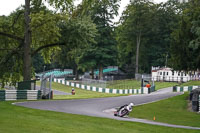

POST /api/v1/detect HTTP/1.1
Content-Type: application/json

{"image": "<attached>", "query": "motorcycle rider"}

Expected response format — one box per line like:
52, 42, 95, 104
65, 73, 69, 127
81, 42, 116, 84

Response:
114, 103, 134, 117
127, 102, 134, 112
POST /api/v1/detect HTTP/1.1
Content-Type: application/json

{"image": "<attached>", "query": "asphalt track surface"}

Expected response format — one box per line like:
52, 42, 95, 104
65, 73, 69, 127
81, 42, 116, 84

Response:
15, 87, 200, 130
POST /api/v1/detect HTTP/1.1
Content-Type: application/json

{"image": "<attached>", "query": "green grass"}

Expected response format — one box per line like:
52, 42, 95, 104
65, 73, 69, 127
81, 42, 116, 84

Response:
107, 80, 200, 90
107, 79, 141, 89
181, 81, 200, 86
37, 80, 200, 99
37, 81, 127, 100
154, 80, 200, 90
107, 79, 179, 90
154, 82, 178, 90
0, 101, 199, 133
129, 93, 200, 127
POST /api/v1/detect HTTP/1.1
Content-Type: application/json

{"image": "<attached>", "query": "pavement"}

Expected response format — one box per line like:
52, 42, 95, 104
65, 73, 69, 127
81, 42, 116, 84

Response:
15, 87, 200, 130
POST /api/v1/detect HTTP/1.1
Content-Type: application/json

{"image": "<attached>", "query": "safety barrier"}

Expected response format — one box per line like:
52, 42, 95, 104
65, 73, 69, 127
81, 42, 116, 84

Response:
173, 86, 200, 92
199, 95, 200, 113
0, 90, 41, 101
53, 78, 155, 94
173, 86, 200, 112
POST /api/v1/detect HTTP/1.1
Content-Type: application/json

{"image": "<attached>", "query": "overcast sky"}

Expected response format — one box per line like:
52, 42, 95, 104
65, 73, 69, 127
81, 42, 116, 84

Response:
0, 0, 168, 19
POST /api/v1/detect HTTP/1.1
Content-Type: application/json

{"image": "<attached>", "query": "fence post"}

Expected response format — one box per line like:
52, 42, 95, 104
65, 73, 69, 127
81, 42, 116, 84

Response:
173, 86, 177, 92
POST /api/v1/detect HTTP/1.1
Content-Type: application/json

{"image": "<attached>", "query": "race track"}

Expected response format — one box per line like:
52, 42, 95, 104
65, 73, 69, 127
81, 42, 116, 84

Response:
15, 87, 200, 130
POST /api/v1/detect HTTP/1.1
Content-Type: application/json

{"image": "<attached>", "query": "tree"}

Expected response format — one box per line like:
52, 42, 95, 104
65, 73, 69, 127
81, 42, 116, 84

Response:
78, 0, 120, 79
116, 0, 155, 74
169, 0, 200, 71
0, 0, 72, 83
146, 0, 181, 69
55, 16, 98, 79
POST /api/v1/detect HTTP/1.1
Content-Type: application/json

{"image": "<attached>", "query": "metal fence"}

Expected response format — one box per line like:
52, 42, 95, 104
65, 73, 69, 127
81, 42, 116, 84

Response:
79, 78, 143, 90
152, 76, 200, 82
80, 78, 107, 88
135, 73, 152, 81
135, 73, 154, 87
40, 74, 53, 99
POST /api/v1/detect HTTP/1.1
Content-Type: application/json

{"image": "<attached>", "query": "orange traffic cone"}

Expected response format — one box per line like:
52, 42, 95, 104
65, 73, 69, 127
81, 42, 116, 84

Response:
153, 116, 156, 121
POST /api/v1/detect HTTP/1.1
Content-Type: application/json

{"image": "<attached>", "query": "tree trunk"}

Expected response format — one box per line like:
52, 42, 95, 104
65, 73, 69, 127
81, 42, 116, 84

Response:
23, 0, 32, 81
73, 66, 79, 80
99, 64, 103, 80
135, 31, 141, 74
91, 68, 94, 79
75, 69, 79, 80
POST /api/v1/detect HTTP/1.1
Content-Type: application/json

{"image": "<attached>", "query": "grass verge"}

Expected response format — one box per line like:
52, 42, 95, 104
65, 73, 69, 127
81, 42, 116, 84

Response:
107, 79, 141, 89
129, 93, 200, 127
0, 101, 199, 133
154, 82, 178, 90
181, 81, 200, 86
37, 81, 127, 100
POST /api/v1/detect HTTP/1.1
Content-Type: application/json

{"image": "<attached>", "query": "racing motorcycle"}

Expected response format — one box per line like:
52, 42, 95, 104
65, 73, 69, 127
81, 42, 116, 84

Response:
114, 103, 134, 117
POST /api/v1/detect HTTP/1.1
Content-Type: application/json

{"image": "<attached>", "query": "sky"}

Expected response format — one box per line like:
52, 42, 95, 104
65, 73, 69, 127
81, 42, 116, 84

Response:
0, 0, 168, 19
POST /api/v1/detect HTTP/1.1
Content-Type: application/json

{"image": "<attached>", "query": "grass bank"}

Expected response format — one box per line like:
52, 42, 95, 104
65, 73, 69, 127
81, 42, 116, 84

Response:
37, 81, 127, 100
107, 79, 141, 89
107, 80, 200, 90
0, 101, 198, 133
154, 82, 178, 90
129, 93, 200, 127
96, 79, 179, 90
180, 81, 200, 86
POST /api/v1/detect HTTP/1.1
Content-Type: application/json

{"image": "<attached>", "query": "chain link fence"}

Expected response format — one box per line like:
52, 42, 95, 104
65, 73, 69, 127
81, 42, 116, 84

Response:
40, 74, 53, 99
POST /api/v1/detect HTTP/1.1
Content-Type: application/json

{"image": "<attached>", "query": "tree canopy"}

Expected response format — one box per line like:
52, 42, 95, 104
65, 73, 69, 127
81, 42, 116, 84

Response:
0, 0, 199, 86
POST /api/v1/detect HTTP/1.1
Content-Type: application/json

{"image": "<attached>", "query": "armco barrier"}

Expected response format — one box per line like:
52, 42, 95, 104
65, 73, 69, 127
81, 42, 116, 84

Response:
199, 95, 200, 113
173, 86, 200, 92
53, 78, 155, 94
0, 90, 41, 101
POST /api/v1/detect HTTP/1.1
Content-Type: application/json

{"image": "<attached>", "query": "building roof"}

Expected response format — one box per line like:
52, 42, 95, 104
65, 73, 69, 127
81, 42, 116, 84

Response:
152, 67, 172, 72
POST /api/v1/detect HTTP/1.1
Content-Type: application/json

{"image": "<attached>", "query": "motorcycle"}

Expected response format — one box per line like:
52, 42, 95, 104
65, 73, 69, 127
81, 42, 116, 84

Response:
114, 103, 134, 117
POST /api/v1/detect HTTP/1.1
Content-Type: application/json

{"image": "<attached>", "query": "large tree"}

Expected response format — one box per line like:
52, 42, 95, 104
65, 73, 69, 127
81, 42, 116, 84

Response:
54, 16, 98, 79
0, 0, 73, 83
170, 0, 200, 71
116, 0, 181, 74
78, 0, 120, 79
116, 0, 155, 74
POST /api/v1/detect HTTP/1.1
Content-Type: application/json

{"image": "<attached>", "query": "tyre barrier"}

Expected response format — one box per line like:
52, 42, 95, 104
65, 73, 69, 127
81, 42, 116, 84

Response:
173, 86, 200, 92
53, 78, 155, 94
0, 90, 41, 101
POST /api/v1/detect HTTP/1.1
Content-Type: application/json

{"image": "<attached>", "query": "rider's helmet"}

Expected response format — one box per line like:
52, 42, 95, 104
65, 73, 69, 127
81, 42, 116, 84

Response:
129, 103, 134, 107
127, 103, 134, 111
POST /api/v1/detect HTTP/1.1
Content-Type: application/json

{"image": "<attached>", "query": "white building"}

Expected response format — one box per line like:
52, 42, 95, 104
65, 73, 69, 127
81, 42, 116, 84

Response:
178, 0, 189, 3
151, 67, 199, 82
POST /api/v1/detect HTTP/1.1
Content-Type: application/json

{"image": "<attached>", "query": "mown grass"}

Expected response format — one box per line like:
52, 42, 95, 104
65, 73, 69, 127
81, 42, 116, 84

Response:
107, 79, 141, 89
0, 101, 199, 133
129, 93, 200, 127
181, 81, 200, 86
37, 80, 200, 98
96, 79, 180, 90
37, 81, 127, 100
106, 79, 179, 90
154, 82, 178, 90
107, 80, 200, 90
